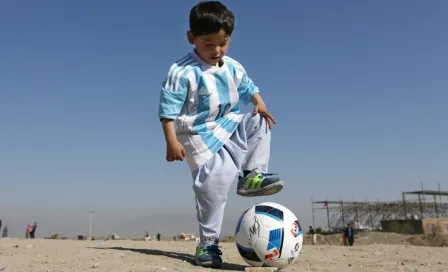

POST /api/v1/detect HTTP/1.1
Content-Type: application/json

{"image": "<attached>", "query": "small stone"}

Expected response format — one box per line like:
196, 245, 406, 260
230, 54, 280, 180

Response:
26, 244, 34, 248
348, 264, 352, 267
161, 268, 167, 271
92, 262, 99, 268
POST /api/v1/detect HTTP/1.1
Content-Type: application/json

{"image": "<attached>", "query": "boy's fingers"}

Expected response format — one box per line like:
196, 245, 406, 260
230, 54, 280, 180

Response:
261, 112, 276, 128
263, 115, 272, 129
266, 112, 276, 124
177, 151, 185, 161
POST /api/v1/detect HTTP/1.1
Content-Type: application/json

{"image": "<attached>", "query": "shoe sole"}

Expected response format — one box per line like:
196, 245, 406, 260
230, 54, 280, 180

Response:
195, 259, 222, 268
237, 180, 284, 197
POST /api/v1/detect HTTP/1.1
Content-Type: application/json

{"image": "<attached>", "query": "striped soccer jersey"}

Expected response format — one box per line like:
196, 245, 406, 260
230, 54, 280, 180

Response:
158, 50, 260, 171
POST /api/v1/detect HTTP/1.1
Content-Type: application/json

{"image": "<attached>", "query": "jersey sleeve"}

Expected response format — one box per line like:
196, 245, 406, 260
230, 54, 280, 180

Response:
158, 70, 189, 120
232, 61, 260, 105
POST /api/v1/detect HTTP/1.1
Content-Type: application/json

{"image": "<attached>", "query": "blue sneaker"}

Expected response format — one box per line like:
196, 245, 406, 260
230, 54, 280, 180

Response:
237, 169, 283, 197
194, 243, 222, 268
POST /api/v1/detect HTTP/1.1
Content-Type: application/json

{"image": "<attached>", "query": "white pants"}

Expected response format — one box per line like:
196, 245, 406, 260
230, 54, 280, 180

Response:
191, 113, 271, 241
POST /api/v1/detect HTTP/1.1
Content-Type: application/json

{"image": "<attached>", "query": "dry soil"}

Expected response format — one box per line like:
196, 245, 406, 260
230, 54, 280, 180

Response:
0, 238, 447, 272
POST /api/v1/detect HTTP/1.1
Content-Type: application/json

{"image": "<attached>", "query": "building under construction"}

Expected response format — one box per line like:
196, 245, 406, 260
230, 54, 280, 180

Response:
311, 185, 448, 234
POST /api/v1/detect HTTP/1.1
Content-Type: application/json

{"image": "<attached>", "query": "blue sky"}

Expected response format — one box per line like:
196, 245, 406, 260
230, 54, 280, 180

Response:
1, 0, 447, 238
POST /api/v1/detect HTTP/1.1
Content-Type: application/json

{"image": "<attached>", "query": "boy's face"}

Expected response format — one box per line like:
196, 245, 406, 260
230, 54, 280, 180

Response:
188, 29, 230, 66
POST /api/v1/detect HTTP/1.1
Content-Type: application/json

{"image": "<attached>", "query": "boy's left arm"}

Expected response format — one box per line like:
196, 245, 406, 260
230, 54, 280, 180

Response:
250, 93, 276, 129
236, 65, 276, 129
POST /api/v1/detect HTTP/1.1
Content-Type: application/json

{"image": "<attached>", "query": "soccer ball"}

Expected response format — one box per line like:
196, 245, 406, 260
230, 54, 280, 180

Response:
235, 202, 303, 269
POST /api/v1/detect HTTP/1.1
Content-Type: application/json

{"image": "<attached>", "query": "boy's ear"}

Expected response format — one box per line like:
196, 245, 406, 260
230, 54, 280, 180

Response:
187, 30, 195, 44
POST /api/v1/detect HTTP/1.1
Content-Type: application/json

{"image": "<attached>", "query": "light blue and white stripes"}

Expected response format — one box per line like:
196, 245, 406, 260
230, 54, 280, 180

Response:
164, 54, 198, 91
158, 50, 260, 170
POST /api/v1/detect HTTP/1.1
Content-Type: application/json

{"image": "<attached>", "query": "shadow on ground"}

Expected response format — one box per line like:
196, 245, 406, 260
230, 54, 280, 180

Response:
91, 246, 247, 271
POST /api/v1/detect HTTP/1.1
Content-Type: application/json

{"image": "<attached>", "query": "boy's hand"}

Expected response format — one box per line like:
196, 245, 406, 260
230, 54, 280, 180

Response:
166, 140, 186, 162
253, 101, 276, 129
161, 118, 186, 162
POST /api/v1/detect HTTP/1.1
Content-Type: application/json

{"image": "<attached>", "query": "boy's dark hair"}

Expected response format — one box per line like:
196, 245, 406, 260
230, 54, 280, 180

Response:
189, 1, 235, 37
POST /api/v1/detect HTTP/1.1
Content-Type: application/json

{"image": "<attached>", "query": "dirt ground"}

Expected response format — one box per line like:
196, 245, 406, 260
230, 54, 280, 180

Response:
302, 232, 448, 247
1, 238, 447, 272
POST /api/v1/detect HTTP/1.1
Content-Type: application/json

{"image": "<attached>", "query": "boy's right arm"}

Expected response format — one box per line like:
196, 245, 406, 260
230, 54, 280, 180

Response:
160, 118, 185, 161
158, 71, 189, 162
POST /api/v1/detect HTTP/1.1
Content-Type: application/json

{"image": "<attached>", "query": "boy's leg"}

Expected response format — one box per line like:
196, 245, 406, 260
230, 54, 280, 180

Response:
232, 113, 284, 197
192, 146, 240, 268
191, 113, 282, 267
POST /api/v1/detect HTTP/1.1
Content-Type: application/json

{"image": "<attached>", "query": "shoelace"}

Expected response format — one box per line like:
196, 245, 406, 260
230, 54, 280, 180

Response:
256, 172, 276, 178
203, 245, 222, 255
241, 172, 269, 179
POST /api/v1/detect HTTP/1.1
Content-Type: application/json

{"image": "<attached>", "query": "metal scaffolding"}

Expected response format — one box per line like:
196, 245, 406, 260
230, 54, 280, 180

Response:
311, 185, 448, 232
402, 190, 448, 219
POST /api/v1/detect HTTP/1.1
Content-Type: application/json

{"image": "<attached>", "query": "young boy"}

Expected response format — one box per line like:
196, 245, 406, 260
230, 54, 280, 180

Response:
158, 1, 284, 268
